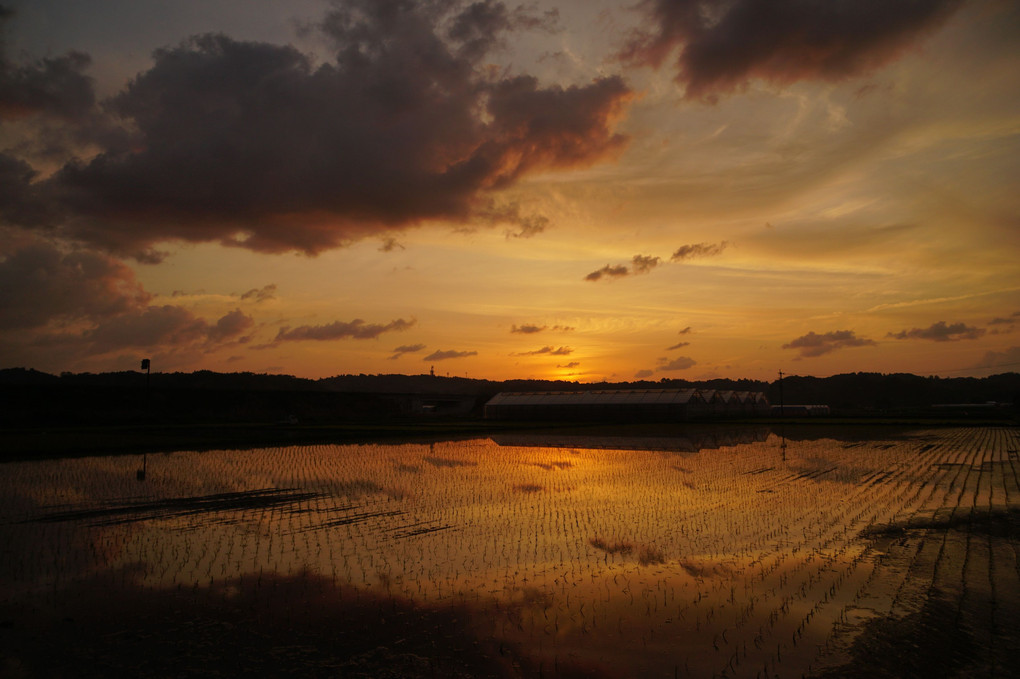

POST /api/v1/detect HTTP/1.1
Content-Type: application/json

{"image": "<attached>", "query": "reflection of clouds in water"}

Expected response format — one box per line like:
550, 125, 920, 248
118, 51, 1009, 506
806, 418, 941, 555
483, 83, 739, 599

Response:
423, 456, 477, 468
785, 455, 877, 485
27, 488, 324, 526
529, 461, 573, 471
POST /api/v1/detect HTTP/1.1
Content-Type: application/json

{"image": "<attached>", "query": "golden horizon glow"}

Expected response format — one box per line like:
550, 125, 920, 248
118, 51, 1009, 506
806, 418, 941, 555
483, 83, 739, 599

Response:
1, 0, 1017, 381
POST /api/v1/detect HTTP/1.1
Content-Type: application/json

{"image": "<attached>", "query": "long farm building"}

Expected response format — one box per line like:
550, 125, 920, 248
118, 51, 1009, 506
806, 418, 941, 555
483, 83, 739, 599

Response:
484, 388, 769, 421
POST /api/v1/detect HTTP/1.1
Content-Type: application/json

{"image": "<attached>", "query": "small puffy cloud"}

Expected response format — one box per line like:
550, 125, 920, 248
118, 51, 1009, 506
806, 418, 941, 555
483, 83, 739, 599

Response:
782, 330, 876, 357
678, 326, 692, 335
585, 263, 630, 282
0, 154, 59, 227
511, 345, 573, 356
0, 16, 95, 122
69, 305, 252, 354
887, 321, 985, 342
657, 356, 697, 371
502, 211, 549, 239
511, 323, 546, 334
378, 237, 405, 253
82, 305, 206, 350
275, 318, 415, 342
389, 343, 426, 359
585, 254, 661, 281
635, 369, 654, 379
424, 349, 477, 361
666, 341, 690, 350
622, 0, 963, 101
631, 254, 661, 274
207, 308, 255, 343
988, 313, 1018, 326
972, 346, 1020, 372
587, 246, 725, 282
240, 284, 277, 303
670, 242, 728, 261
558, 361, 580, 369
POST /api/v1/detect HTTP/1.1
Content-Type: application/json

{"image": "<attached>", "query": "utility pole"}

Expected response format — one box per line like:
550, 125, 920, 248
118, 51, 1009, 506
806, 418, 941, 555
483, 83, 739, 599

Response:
778, 370, 785, 417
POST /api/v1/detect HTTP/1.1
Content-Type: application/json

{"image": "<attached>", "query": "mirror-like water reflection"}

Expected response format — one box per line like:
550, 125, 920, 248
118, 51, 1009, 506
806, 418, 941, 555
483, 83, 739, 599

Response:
2, 427, 1017, 677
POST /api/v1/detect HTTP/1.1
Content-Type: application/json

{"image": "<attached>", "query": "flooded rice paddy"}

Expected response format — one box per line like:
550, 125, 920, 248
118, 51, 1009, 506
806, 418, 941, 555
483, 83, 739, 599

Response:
2, 426, 1018, 677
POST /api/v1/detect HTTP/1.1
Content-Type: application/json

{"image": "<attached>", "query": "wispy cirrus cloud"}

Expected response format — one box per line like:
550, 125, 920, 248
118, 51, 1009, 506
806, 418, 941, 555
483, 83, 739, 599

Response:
783, 330, 876, 357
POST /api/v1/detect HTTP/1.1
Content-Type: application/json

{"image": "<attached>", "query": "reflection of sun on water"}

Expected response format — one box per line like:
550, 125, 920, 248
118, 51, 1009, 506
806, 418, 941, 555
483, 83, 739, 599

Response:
2, 428, 1017, 677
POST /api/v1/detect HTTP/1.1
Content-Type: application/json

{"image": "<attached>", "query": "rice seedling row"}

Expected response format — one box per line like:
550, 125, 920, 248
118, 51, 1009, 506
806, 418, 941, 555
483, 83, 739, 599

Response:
1, 427, 1017, 677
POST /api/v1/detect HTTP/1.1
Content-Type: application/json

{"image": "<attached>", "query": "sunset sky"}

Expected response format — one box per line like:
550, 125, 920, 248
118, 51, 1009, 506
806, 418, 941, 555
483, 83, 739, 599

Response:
1, 0, 1018, 381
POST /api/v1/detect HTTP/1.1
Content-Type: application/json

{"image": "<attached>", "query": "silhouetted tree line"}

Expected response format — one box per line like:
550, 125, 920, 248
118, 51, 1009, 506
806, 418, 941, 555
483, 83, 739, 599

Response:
1, 367, 1017, 426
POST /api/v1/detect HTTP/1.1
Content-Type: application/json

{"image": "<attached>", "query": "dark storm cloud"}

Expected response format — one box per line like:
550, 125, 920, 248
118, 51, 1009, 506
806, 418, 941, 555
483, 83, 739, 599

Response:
670, 241, 728, 261
622, 0, 963, 100
0, 8, 95, 121
19, 0, 630, 256
511, 345, 573, 356
446, 0, 560, 60
0, 240, 150, 330
389, 342, 426, 359
782, 329, 876, 357
887, 320, 985, 342
0, 154, 58, 226
424, 348, 477, 361
274, 317, 415, 342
